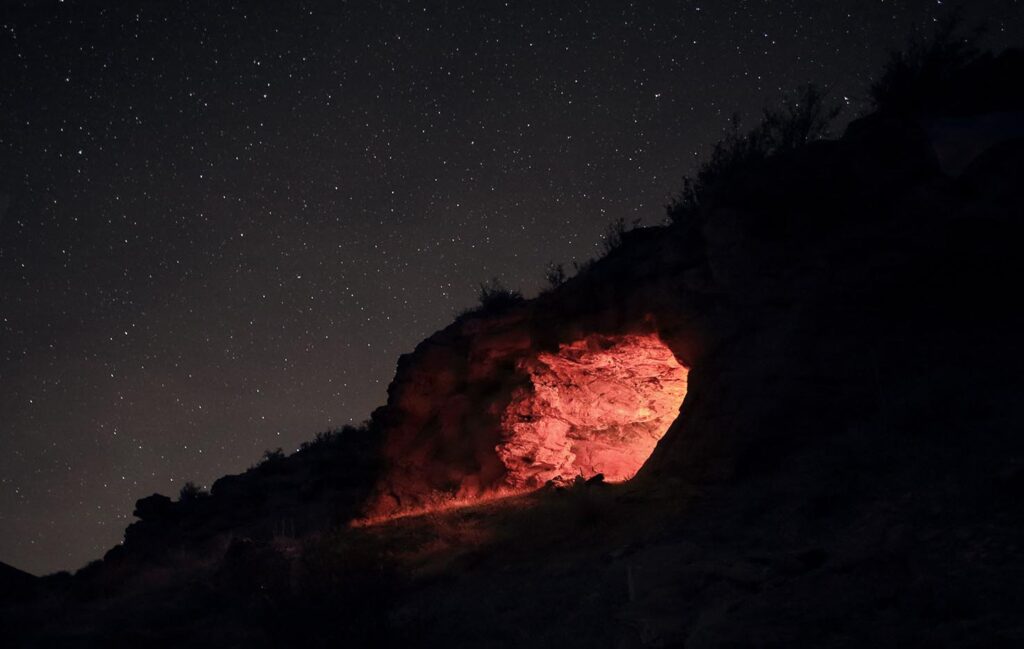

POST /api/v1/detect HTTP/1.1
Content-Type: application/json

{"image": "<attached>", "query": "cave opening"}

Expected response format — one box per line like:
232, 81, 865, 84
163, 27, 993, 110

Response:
498, 333, 688, 489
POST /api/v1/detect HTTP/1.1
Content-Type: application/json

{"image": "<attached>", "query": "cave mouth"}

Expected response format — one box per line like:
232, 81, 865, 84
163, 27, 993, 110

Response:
497, 333, 688, 489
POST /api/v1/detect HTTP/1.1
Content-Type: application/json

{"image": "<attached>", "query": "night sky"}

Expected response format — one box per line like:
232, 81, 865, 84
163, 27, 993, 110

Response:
1, 1, 1020, 575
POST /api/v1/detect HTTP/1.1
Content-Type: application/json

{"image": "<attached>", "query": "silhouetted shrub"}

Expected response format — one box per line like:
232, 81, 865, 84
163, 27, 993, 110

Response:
178, 481, 209, 503
761, 84, 841, 151
299, 429, 341, 452
456, 278, 524, 318
133, 493, 174, 521
474, 277, 524, 313
257, 447, 285, 470
870, 14, 980, 116
543, 262, 567, 289
298, 424, 369, 453
668, 84, 840, 222
601, 217, 634, 254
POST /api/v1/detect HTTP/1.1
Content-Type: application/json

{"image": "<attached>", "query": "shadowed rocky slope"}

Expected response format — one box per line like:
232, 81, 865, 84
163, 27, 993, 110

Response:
2, 48, 1023, 649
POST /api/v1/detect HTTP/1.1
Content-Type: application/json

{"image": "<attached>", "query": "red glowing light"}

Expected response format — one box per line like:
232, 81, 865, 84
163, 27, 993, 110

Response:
498, 334, 687, 488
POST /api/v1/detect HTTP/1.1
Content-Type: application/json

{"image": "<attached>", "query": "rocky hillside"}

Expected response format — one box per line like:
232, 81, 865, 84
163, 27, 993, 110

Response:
2, 45, 1023, 648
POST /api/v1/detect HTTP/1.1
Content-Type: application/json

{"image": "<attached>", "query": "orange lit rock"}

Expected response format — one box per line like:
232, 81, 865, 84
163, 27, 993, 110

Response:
369, 327, 688, 518
498, 334, 687, 487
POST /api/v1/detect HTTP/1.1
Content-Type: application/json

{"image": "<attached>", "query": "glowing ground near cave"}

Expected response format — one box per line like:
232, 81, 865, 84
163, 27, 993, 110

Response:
498, 333, 688, 488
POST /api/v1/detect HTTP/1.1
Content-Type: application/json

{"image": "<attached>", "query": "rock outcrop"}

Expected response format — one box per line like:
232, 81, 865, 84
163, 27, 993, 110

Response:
368, 49, 1024, 521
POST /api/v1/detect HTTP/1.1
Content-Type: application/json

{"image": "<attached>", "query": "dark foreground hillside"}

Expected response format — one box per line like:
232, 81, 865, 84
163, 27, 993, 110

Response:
2, 46, 1023, 649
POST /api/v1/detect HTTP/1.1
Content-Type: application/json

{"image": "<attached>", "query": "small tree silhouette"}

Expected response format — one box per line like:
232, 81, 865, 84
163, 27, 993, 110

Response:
870, 13, 980, 116
543, 262, 567, 289
761, 84, 841, 152
601, 217, 631, 254
178, 481, 209, 503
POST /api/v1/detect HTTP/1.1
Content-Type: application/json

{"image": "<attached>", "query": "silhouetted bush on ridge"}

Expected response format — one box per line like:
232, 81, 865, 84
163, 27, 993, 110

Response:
478, 277, 523, 310
298, 425, 366, 453
457, 277, 525, 317
178, 481, 209, 503
870, 14, 981, 116
668, 84, 840, 223
543, 262, 567, 289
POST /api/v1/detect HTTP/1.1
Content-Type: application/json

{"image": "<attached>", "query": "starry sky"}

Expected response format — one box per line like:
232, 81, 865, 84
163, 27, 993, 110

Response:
1, 1, 1021, 575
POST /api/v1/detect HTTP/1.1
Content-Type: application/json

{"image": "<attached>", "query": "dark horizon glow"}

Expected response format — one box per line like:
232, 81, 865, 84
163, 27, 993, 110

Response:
2, 0, 1021, 575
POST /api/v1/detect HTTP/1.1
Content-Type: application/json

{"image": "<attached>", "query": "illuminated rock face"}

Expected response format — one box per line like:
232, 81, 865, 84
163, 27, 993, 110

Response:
498, 334, 687, 488
369, 322, 691, 516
